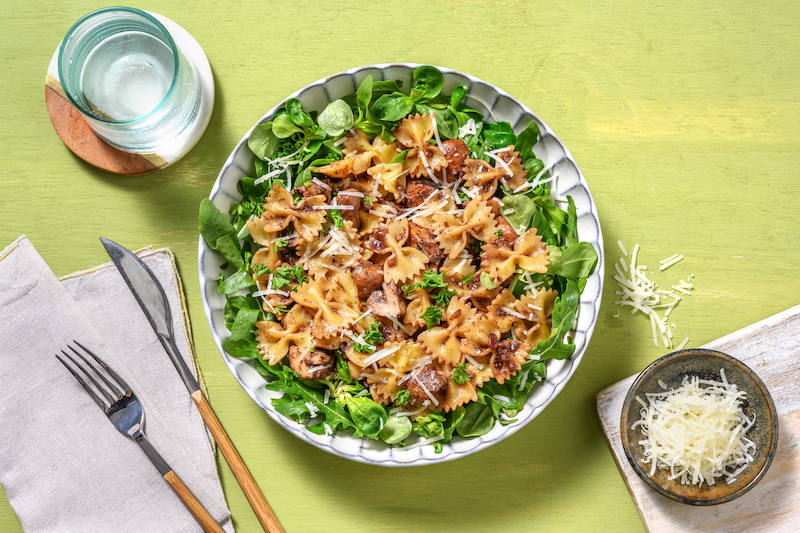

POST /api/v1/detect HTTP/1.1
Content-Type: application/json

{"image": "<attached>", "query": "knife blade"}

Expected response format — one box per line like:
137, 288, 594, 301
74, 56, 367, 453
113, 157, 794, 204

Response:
100, 237, 284, 533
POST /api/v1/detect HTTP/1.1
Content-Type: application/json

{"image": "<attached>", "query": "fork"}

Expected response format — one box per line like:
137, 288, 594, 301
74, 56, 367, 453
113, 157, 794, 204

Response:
56, 341, 225, 533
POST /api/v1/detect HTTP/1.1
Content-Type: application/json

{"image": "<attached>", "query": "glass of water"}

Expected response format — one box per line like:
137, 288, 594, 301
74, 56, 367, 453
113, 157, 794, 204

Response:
58, 7, 201, 152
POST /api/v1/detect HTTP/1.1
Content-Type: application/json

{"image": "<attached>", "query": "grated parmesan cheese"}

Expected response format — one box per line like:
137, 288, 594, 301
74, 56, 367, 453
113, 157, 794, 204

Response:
362, 345, 401, 367
632, 371, 756, 486
613, 242, 695, 349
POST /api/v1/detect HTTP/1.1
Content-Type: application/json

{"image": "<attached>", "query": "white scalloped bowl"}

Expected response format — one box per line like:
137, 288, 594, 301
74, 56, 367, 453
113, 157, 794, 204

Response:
199, 64, 604, 466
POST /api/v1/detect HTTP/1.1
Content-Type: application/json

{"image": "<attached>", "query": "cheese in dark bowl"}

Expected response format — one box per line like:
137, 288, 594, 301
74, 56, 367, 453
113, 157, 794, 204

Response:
620, 348, 778, 505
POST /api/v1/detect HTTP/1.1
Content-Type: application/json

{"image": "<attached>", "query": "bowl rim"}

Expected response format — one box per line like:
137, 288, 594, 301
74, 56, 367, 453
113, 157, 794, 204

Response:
620, 348, 779, 505
199, 63, 605, 465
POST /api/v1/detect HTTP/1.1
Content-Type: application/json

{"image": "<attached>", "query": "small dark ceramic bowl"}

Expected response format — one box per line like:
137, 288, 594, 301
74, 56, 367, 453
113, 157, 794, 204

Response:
620, 348, 778, 505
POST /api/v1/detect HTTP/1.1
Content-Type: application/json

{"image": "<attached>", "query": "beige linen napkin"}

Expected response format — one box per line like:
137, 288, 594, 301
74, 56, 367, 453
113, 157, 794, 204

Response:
0, 236, 234, 533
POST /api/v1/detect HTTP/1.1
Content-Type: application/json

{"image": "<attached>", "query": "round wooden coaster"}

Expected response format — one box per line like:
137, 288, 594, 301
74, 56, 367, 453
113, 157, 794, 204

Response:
45, 78, 164, 176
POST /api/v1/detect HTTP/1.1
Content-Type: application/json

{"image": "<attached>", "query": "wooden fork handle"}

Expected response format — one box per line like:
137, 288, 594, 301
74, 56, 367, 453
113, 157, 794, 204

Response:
191, 390, 285, 533
164, 470, 226, 533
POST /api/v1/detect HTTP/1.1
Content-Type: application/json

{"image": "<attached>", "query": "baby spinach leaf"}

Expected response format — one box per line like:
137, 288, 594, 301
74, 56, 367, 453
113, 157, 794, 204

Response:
530, 279, 579, 360
500, 194, 537, 233
285, 98, 314, 130
214, 235, 244, 270
455, 401, 494, 437
482, 121, 516, 151
479, 271, 500, 290
199, 199, 245, 270
450, 85, 467, 108
530, 210, 558, 245
318, 99, 354, 137
428, 106, 458, 139
272, 114, 304, 139
218, 259, 257, 295
515, 120, 541, 160
413, 65, 444, 101
371, 92, 415, 122
355, 75, 373, 123
221, 338, 261, 359
379, 414, 412, 444
524, 157, 545, 176
372, 80, 403, 97
390, 149, 409, 163
248, 122, 279, 160
229, 307, 261, 342
344, 396, 386, 439
546, 242, 598, 280
565, 196, 578, 247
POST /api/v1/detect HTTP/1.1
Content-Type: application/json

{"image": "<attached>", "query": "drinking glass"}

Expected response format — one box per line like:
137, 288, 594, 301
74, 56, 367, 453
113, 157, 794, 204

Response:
58, 7, 201, 152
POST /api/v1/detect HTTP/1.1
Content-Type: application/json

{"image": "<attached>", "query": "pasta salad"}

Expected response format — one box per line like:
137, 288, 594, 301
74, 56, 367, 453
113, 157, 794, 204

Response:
200, 66, 598, 451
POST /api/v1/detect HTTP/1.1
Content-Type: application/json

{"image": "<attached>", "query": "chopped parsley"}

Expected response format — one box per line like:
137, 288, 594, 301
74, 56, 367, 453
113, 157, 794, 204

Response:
420, 306, 443, 328
273, 238, 289, 252
271, 265, 308, 290
363, 196, 373, 206
251, 263, 270, 277
402, 269, 448, 294
329, 209, 345, 228
394, 389, 411, 406
354, 322, 386, 353
451, 362, 471, 384
432, 287, 457, 308
495, 229, 504, 237
334, 350, 353, 383
467, 239, 485, 255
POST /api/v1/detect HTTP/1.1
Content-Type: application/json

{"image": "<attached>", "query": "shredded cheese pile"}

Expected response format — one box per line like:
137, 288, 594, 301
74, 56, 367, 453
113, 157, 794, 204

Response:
632, 370, 756, 486
613, 241, 694, 348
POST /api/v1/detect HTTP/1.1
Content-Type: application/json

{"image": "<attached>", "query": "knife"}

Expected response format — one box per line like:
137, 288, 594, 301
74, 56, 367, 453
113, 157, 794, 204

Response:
100, 237, 284, 533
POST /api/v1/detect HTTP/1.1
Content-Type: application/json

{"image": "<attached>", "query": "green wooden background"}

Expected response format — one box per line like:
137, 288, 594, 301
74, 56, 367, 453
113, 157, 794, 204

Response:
2, 1, 799, 532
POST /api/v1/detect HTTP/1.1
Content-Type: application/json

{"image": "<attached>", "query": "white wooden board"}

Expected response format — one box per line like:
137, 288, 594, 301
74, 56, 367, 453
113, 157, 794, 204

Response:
596, 305, 800, 533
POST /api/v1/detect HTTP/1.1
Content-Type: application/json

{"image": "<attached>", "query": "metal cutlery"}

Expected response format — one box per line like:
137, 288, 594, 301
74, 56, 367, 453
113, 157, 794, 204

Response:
56, 341, 225, 533
100, 237, 284, 533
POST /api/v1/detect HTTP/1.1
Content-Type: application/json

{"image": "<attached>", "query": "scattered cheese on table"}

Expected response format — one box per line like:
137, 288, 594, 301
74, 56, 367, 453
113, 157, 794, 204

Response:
613, 241, 694, 349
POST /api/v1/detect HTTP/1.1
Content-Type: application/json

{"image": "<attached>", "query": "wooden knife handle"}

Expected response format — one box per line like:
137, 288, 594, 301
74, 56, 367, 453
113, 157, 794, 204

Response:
191, 390, 285, 533
164, 470, 226, 533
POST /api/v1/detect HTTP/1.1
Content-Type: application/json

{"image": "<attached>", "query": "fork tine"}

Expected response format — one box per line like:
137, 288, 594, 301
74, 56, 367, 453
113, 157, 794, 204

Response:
69, 343, 125, 399
73, 340, 131, 396
60, 349, 117, 406
55, 353, 109, 411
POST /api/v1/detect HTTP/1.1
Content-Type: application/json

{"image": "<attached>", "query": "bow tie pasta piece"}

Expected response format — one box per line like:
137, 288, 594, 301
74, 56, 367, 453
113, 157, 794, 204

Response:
256, 305, 315, 365
416, 297, 475, 366
463, 158, 505, 202
433, 196, 499, 260
367, 163, 407, 199
512, 288, 559, 348
489, 339, 531, 384
382, 218, 429, 284
341, 127, 379, 175
251, 236, 283, 274
481, 228, 549, 284
291, 271, 362, 339
494, 148, 527, 191
360, 342, 430, 405
404, 145, 447, 180
395, 113, 435, 148
394, 113, 447, 179
248, 184, 327, 243
372, 137, 402, 164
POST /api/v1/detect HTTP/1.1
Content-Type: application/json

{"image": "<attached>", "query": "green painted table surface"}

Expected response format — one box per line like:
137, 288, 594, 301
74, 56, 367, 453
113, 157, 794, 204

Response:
2, 1, 799, 532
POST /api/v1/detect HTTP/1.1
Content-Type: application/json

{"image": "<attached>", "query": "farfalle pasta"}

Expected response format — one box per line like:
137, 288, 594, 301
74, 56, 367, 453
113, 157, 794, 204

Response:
201, 65, 598, 452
